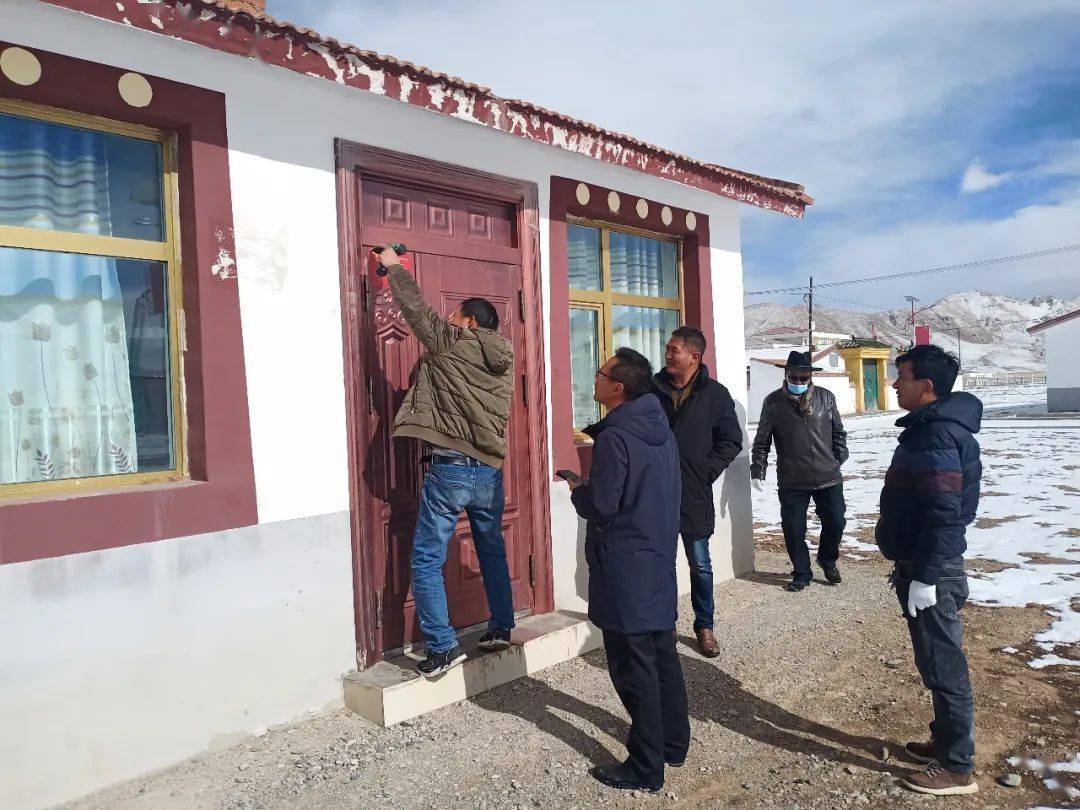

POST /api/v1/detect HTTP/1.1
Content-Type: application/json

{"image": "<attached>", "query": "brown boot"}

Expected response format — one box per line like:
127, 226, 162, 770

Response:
904, 739, 937, 764
696, 628, 720, 658
902, 763, 978, 795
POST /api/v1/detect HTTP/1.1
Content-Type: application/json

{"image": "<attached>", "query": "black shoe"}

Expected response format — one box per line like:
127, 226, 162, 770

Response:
786, 578, 811, 592
822, 565, 842, 585
416, 645, 466, 678
665, 757, 686, 768
589, 762, 662, 793
477, 627, 512, 651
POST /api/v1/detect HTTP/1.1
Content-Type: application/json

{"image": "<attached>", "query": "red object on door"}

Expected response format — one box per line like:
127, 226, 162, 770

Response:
357, 177, 536, 652
915, 324, 931, 345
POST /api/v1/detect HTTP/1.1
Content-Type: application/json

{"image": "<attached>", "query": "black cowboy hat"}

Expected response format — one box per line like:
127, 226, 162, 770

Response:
784, 350, 822, 372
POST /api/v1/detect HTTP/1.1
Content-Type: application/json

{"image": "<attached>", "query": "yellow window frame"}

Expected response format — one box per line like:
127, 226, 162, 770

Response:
568, 217, 684, 437
0, 98, 188, 499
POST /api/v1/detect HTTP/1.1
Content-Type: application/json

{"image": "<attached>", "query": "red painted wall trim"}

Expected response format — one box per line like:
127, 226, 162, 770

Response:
33, 0, 810, 218
0, 40, 257, 565
549, 177, 715, 478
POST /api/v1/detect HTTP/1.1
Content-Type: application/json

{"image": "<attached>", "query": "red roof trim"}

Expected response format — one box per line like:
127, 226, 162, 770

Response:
35, 0, 812, 217
1027, 307, 1080, 334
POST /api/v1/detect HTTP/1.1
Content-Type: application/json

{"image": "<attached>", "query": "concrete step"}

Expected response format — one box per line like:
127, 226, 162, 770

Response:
343, 610, 602, 727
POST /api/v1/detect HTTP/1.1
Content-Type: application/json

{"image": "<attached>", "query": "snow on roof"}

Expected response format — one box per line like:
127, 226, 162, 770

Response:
38, 0, 812, 216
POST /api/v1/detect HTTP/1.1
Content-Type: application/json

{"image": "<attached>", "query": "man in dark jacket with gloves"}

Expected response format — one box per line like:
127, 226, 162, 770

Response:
751, 351, 849, 591
570, 347, 689, 795
652, 326, 742, 657
876, 345, 981, 797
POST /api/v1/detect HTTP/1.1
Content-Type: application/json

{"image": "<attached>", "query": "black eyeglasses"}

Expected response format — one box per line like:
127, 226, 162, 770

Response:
595, 368, 616, 382
786, 373, 812, 383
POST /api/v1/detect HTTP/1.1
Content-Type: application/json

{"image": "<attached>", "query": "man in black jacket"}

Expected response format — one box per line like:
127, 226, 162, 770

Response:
652, 326, 742, 657
570, 348, 689, 794
876, 345, 981, 797
751, 351, 849, 591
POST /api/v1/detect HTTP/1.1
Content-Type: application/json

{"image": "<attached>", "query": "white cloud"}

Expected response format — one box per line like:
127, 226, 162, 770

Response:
960, 158, 1013, 193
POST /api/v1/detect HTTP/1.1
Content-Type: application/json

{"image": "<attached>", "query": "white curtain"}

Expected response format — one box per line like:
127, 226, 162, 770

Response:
0, 120, 137, 485
613, 305, 678, 373
610, 232, 676, 298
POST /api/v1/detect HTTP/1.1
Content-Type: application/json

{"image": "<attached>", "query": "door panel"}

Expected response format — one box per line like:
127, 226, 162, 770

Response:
359, 177, 533, 652
862, 360, 879, 411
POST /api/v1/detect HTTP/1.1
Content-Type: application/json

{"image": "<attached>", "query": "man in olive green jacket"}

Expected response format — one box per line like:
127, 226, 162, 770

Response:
377, 248, 515, 678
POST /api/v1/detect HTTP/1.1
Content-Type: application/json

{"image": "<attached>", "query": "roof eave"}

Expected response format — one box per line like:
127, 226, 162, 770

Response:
34, 0, 811, 217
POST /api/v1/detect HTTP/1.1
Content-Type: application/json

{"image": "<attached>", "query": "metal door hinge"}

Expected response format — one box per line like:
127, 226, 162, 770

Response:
528, 554, 535, 587
518, 290, 526, 323
376, 592, 383, 629
521, 374, 528, 407
366, 375, 374, 413
361, 273, 372, 312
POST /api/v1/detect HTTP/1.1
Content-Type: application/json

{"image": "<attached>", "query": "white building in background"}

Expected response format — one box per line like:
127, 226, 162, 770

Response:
1028, 307, 1080, 412
747, 345, 856, 419
0, 1, 814, 807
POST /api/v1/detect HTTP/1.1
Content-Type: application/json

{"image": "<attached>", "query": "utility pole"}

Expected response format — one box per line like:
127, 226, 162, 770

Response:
806, 276, 814, 350
904, 296, 919, 346
955, 324, 962, 370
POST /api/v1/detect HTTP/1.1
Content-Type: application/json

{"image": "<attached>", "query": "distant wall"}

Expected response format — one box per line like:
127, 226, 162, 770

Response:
1045, 318, 1080, 411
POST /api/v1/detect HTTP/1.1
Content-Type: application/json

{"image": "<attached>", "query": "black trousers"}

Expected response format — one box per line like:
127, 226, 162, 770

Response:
778, 482, 846, 580
602, 629, 691, 786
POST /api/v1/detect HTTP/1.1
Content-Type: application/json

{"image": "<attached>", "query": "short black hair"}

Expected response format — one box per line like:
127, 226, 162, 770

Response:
609, 347, 654, 400
460, 297, 499, 330
670, 325, 706, 356
896, 344, 960, 396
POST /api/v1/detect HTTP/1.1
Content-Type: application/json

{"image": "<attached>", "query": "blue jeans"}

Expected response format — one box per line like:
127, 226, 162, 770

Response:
894, 557, 975, 773
411, 460, 515, 652
682, 536, 714, 631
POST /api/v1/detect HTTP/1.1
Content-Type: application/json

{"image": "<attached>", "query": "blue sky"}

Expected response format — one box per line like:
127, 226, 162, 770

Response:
269, 1, 1080, 310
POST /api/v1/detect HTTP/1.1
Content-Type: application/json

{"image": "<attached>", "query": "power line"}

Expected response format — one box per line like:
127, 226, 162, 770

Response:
814, 293, 891, 311
744, 243, 1080, 296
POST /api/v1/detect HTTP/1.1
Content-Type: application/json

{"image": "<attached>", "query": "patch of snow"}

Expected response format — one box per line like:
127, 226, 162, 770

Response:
1001, 646, 1018, 653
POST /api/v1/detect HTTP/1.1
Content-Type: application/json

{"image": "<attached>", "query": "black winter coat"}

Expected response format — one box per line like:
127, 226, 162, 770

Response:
875, 392, 983, 584
751, 386, 848, 490
571, 394, 681, 634
651, 366, 743, 538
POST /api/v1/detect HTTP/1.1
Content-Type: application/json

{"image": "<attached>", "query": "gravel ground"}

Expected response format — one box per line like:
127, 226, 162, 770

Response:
61, 545, 1078, 810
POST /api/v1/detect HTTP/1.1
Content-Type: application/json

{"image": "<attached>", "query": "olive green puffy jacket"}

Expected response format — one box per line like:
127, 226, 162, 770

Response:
387, 264, 513, 468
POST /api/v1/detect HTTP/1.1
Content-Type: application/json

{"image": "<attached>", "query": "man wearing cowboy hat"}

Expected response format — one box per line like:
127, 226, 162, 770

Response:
751, 350, 849, 591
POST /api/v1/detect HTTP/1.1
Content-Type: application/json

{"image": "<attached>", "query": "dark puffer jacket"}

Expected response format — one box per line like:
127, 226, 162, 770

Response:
571, 394, 681, 634
875, 392, 983, 584
651, 366, 743, 538
387, 264, 513, 468
751, 386, 848, 490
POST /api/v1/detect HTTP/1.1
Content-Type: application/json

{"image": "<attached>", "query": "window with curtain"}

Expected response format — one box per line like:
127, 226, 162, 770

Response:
0, 102, 183, 492
567, 221, 681, 431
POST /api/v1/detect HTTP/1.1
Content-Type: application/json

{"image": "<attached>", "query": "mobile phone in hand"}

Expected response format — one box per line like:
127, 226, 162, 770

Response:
556, 469, 582, 485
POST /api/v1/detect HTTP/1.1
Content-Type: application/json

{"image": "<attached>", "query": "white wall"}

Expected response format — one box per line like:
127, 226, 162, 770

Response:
1045, 318, 1080, 411
2, 3, 752, 807
1045, 319, 1080, 390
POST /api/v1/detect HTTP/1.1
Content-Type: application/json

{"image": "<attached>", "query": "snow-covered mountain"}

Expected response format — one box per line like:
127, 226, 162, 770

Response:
745, 291, 1080, 372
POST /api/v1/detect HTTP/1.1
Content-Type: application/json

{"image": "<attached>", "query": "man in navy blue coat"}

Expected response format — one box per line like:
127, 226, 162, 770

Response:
570, 347, 688, 794
876, 344, 982, 797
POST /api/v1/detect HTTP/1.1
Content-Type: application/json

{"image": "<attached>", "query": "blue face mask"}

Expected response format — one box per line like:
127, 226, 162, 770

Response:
787, 382, 809, 395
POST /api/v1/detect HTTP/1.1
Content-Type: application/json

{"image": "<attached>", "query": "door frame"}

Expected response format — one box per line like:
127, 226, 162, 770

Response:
335, 141, 553, 668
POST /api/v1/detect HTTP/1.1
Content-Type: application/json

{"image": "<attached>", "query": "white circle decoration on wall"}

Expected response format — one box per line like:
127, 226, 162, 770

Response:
575, 183, 591, 205
685, 212, 697, 231
607, 191, 621, 213
1, 47, 42, 86
636, 199, 649, 219
118, 72, 153, 108
661, 206, 673, 226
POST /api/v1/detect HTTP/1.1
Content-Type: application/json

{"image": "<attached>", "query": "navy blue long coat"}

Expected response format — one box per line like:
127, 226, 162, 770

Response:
571, 394, 681, 634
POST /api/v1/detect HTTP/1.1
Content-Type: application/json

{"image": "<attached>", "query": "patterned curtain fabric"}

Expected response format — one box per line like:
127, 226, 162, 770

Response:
609, 232, 676, 298
0, 122, 137, 485
613, 305, 679, 373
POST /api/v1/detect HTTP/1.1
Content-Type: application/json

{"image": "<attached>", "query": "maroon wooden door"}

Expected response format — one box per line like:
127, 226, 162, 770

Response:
358, 178, 534, 652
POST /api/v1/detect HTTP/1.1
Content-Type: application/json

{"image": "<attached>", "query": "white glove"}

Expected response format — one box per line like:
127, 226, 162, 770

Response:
752, 478, 764, 493
907, 580, 937, 616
